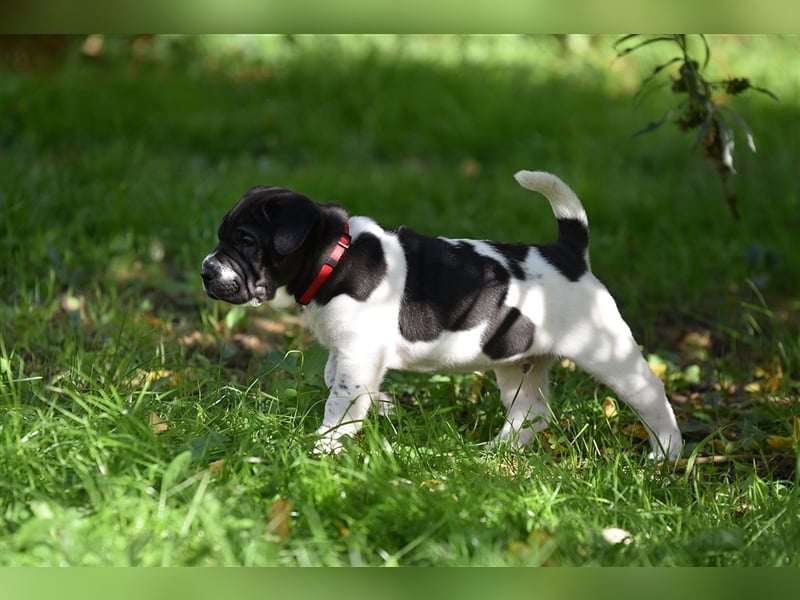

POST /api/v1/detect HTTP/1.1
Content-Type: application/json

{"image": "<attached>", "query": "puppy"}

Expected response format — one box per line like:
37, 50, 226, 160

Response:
202, 171, 682, 459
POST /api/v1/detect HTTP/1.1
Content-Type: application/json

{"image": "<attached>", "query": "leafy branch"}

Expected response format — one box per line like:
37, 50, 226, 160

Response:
614, 34, 779, 220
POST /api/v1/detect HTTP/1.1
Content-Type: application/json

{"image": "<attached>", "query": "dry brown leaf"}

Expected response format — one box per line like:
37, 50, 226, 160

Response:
139, 314, 174, 333
747, 358, 784, 394
266, 498, 293, 542
208, 459, 226, 478
149, 412, 168, 434
621, 423, 649, 441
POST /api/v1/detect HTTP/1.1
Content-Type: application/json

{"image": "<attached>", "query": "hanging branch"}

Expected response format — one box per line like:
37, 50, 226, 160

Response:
614, 34, 779, 220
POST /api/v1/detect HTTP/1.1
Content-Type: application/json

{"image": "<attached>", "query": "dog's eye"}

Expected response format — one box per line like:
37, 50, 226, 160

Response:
239, 233, 257, 248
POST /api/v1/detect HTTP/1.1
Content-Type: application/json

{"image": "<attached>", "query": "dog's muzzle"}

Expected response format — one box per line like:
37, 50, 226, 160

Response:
201, 253, 267, 306
201, 255, 233, 300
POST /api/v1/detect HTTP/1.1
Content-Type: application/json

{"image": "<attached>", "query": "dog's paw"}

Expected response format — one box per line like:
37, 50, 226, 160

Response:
491, 424, 535, 448
647, 433, 683, 461
313, 433, 346, 455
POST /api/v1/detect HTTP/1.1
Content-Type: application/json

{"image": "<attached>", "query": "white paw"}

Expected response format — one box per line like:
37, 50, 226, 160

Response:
647, 433, 683, 461
492, 423, 535, 448
313, 433, 346, 455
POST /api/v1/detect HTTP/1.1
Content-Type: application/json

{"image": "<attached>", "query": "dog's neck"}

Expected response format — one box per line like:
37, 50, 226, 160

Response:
296, 223, 351, 305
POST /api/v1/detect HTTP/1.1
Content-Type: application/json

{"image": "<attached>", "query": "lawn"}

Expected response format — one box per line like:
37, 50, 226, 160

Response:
1, 34, 799, 566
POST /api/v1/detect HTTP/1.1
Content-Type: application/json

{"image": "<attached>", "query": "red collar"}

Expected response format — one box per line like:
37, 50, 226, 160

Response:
298, 224, 351, 305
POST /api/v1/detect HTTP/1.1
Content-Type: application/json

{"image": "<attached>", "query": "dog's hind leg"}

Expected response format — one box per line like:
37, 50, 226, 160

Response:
492, 357, 555, 447
559, 289, 683, 460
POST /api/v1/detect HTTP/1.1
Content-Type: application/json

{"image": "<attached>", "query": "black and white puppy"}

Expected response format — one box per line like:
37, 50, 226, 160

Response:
202, 171, 682, 459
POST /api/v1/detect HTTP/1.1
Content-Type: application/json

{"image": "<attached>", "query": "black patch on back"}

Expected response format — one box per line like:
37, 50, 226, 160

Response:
535, 217, 589, 282
398, 229, 511, 342
481, 306, 536, 360
397, 229, 535, 360
488, 241, 528, 279
314, 232, 387, 304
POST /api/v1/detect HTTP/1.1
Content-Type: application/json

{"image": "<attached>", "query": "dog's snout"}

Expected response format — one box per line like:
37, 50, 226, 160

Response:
201, 257, 220, 282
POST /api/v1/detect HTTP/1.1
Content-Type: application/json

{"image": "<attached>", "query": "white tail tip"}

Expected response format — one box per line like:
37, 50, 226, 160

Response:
513, 170, 587, 225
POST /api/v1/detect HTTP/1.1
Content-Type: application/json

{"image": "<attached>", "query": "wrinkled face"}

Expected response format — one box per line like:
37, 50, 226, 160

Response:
201, 186, 320, 306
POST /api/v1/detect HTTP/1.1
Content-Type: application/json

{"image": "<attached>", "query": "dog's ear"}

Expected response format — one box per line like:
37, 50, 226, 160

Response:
263, 195, 321, 256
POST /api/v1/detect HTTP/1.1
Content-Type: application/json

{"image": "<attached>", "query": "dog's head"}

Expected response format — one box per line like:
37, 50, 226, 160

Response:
201, 185, 346, 306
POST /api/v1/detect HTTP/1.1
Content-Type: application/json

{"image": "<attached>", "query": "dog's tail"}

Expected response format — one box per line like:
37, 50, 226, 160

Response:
514, 170, 590, 268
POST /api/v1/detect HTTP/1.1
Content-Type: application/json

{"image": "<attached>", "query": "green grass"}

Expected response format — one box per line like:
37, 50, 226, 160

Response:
1, 34, 799, 566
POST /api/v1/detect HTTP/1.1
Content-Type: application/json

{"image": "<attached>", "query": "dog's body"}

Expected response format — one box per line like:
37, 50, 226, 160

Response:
202, 171, 682, 459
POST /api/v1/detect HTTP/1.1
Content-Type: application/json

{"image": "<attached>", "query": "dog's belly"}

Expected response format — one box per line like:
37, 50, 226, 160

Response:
388, 325, 537, 373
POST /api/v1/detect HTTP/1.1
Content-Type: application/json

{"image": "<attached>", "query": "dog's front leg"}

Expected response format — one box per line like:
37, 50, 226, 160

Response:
314, 354, 386, 454
324, 350, 338, 388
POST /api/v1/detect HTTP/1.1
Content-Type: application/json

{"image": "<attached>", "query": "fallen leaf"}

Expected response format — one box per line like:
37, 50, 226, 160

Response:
678, 330, 712, 360
747, 358, 784, 394
744, 381, 762, 394
266, 498, 292, 542
622, 423, 649, 441
149, 412, 168, 434
647, 354, 668, 380
766, 435, 794, 452
602, 397, 618, 419
208, 459, 226, 478
139, 314, 174, 333
130, 369, 181, 388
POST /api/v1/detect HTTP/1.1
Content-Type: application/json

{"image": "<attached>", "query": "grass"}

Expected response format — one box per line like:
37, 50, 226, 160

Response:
1, 34, 799, 566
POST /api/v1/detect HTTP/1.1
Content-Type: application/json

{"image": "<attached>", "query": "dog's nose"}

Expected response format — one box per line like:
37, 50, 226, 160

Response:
201, 258, 219, 283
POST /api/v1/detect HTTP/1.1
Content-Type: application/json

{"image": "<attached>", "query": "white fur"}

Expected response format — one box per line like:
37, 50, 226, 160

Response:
296, 172, 682, 459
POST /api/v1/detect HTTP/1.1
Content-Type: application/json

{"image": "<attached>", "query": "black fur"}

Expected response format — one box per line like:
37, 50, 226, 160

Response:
314, 233, 388, 305
396, 228, 536, 359
536, 217, 589, 282
481, 306, 536, 360
488, 242, 528, 279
